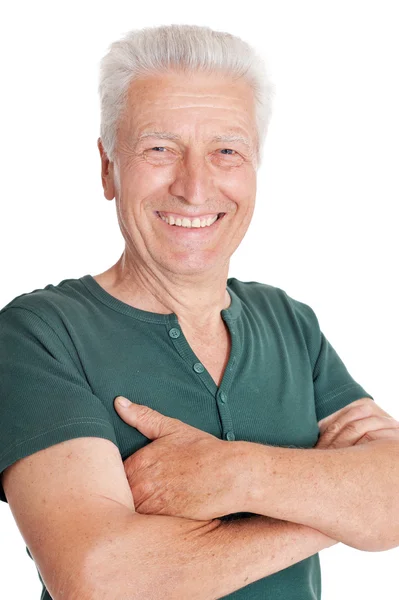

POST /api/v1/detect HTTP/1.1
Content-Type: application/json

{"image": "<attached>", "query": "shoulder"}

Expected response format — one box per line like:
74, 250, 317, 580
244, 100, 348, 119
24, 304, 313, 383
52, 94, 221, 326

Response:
227, 277, 319, 328
228, 277, 323, 365
0, 275, 90, 332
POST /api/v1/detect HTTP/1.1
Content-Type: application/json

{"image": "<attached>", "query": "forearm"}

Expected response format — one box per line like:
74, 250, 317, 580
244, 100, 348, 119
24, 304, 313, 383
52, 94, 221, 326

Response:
82, 511, 338, 600
241, 439, 399, 551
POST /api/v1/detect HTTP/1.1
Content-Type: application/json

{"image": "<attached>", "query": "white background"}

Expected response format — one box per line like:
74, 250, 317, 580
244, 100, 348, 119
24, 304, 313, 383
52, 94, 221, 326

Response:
1, 0, 398, 598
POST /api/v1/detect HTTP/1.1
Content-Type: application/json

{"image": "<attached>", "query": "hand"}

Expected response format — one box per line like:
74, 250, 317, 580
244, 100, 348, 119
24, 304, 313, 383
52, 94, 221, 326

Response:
114, 396, 246, 521
316, 398, 399, 449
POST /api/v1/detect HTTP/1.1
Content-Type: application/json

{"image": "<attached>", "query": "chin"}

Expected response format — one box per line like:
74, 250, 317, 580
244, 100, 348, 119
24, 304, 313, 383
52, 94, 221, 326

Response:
160, 256, 221, 275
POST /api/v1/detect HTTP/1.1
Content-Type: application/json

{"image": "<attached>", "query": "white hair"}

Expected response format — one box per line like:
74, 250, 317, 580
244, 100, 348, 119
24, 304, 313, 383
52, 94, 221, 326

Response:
98, 24, 275, 168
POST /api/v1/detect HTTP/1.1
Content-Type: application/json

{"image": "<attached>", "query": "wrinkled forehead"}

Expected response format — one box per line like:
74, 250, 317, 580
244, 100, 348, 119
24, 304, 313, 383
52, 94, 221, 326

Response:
120, 70, 257, 140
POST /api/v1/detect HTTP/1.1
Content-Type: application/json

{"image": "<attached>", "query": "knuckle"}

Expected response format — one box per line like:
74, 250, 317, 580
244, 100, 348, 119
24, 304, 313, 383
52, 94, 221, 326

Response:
326, 422, 341, 436
346, 420, 363, 435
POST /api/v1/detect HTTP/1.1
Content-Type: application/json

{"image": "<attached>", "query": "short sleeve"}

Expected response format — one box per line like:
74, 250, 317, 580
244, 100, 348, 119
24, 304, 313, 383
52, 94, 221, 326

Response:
0, 306, 118, 503
284, 293, 374, 422
312, 329, 375, 420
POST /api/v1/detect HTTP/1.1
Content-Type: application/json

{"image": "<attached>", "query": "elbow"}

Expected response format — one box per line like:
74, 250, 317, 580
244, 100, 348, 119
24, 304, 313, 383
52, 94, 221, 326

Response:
337, 525, 398, 553
363, 529, 399, 552
357, 538, 399, 553
365, 500, 399, 552
354, 520, 399, 553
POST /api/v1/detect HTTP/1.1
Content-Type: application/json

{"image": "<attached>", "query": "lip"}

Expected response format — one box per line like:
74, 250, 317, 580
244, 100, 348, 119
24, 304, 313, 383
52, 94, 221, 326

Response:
158, 211, 223, 221
155, 211, 226, 234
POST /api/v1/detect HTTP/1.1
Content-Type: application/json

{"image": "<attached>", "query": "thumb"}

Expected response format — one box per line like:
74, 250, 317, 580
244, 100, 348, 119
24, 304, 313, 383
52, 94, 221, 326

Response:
114, 396, 179, 440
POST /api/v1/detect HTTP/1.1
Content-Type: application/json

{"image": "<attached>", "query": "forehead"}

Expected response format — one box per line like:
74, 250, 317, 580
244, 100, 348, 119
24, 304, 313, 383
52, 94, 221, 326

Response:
122, 70, 257, 138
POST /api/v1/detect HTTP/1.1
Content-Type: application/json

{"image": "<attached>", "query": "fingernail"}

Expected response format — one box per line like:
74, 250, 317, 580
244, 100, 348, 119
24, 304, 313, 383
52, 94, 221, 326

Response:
116, 396, 131, 407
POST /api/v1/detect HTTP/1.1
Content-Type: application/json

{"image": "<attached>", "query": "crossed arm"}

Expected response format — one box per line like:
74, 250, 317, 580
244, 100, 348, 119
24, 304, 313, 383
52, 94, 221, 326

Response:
117, 395, 399, 552
3, 396, 399, 599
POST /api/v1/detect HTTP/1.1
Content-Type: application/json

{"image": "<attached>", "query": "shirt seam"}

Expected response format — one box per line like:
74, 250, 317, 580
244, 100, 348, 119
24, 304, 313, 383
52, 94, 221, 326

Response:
316, 382, 365, 405
81, 277, 242, 323
80, 278, 172, 324
0, 418, 115, 463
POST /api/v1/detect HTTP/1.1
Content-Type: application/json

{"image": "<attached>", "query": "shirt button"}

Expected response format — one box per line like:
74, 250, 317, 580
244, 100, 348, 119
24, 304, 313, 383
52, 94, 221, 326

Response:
219, 392, 227, 404
168, 327, 181, 339
193, 362, 205, 373
226, 431, 235, 441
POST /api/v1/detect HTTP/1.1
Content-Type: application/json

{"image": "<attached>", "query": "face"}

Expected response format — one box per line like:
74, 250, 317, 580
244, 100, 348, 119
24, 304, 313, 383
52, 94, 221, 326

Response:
98, 69, 258, 277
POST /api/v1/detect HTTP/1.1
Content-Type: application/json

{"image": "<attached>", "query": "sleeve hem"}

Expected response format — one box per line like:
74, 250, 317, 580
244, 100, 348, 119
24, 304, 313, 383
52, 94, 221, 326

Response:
0, 420, 118, 503
316, 385, 374, 421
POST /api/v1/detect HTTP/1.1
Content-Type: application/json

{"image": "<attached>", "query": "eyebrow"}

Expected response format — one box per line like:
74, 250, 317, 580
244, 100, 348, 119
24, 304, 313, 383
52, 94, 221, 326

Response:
137, 131, 253, 149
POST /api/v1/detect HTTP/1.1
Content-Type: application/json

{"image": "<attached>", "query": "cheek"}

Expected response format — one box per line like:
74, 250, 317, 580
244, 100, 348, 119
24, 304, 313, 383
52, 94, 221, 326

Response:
119, 164, 173, 218
221, 169, 256, 200
126, 161, 171, 192
222, 171, 256, 214
140, 161, 177, 185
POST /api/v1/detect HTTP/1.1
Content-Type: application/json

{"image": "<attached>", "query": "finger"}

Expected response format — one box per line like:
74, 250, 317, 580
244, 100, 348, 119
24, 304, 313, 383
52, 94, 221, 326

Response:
318, 399, 374, 434
114, 396, 180, 440
318, 398, 396, 435
317, 398, 398, 436
318, 401, 373, 436
355, 428, 399, 445
320, 416, 399, 448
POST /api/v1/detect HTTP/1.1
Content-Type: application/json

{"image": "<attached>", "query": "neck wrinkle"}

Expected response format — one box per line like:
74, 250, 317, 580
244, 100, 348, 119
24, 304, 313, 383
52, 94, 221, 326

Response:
98, 252, 231, 331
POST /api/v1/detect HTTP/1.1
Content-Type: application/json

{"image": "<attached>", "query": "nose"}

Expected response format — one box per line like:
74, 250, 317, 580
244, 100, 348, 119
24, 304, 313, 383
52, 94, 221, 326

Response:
168, 150, 215, 206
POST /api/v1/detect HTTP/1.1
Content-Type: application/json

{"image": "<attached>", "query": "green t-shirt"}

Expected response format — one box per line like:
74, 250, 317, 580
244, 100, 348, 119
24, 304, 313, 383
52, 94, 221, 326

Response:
0, 274, 373, 599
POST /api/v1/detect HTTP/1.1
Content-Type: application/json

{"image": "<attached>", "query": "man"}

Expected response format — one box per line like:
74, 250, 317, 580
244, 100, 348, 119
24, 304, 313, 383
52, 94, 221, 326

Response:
1, 23, 398, 600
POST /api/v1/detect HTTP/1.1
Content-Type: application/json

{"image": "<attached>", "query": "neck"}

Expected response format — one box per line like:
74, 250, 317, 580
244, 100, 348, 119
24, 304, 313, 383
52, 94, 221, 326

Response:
93, 252, 231, 332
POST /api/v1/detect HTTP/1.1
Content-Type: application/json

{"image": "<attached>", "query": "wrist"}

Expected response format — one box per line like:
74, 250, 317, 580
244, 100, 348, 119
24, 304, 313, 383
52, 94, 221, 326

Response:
226, 440, 264, 514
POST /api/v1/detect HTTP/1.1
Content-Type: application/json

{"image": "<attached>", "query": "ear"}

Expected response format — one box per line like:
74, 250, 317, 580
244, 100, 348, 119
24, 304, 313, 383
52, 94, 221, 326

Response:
97, 137, 115, 201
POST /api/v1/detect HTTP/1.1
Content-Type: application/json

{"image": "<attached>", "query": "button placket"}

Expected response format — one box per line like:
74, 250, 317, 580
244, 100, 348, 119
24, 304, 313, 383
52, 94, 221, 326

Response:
165, 313, 241, 442
216, 314, 240, 441
165, 317, 217, 396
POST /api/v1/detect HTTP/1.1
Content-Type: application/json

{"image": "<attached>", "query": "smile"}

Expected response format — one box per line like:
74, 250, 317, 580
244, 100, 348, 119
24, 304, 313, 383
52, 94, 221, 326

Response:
156, 212, 225, 228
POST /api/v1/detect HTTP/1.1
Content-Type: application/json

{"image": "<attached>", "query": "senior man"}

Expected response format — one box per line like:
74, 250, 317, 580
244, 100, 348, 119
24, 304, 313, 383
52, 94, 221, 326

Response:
1, 24, 399, 600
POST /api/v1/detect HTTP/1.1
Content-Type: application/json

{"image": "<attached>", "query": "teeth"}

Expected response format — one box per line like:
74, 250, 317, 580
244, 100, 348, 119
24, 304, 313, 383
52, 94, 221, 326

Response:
159, 213, 220, 228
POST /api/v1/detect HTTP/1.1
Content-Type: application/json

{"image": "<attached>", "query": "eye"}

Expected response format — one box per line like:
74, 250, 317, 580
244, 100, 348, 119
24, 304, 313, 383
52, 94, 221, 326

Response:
143, 146, 177, 165
219, 148, 236, 155
214, 148, 244, 166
